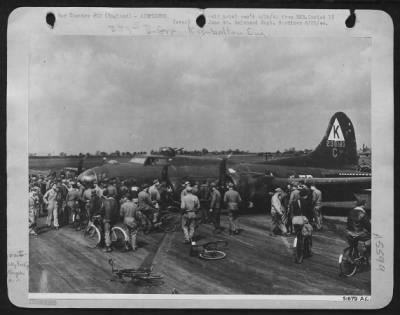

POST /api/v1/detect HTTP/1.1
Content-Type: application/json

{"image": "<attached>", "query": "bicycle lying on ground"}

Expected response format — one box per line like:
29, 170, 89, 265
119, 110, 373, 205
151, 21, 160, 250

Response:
83, 215, 129, 251
190, 240, 228, 260
339, 234, 370, 277
109, 259, 164, 286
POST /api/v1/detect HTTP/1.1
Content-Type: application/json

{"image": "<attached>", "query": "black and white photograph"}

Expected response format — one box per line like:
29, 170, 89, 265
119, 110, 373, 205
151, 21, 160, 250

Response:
7, 7, 393, 308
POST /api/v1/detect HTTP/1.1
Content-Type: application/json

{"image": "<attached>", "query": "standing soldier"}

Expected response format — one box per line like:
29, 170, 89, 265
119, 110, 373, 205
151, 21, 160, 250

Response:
57, 180, 69, 226
288, 183, 300, 234
93, 181, 103, 197
180, 181, 191, 201
158, 181, 171, 210
65, 183, 81, 225
101, 190, 118, 253
109, 178, 119, 197
270, 187, 288, 236
130, 180, 139, 199
149, 179, 161, 209
181, 186, 200, 244
138, 184, 158, 224
37, 177, 46, 216
120, 194, 140, 251
28, 187, 39, 236
224, 183, 242, 235
209, 182, 222, 234
300, 184, 314, 225
82, 182, 95, 219
43, 183, 59, 230
310, 185, 323, 231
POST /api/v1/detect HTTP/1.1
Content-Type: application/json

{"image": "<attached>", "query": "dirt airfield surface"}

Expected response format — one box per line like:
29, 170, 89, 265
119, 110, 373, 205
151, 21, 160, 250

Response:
30, 213, 370, 295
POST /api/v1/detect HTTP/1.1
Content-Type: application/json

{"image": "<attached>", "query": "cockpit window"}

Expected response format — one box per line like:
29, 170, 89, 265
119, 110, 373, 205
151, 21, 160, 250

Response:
130, 156, 170, 166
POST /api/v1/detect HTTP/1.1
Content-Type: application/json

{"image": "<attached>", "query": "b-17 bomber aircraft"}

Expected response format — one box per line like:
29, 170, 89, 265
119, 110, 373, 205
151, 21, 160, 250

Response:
77, 112, 371, 211
220, 112, 371, 210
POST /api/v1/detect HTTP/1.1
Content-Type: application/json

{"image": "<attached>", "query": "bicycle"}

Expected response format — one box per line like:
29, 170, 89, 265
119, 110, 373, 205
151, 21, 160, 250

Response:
83, 215, 130, 251
71, 201, 88, 231
139, 209, 177, 234
293, 222, 313, 264
190, 240, 228, 260
109, 259, 164, 286
339, 234, 370, 277
83, 215, 103, 248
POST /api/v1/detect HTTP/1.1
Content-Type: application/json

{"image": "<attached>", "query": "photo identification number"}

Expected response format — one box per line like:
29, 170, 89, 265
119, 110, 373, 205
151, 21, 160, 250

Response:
342, 296, 370, 302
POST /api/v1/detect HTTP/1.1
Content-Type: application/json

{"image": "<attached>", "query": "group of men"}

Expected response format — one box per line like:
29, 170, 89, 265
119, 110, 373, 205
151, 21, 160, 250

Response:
29, 173, 370, 257
28, 174, 171, 252
179, 181, 243, 244
28, 172, 245, 251
270, 182, 322, 236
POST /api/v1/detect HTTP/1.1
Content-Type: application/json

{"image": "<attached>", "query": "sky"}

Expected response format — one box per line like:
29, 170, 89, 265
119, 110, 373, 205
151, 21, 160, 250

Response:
28, 35, 371, 155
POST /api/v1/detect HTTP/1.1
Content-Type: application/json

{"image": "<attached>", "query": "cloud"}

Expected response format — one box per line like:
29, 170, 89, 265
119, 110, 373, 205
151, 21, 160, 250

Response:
28, 36, 371, 154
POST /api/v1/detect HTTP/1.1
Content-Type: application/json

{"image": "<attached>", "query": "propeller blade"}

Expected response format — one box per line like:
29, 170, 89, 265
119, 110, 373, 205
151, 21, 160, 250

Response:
218, 158, 228, 186
161, 165, 169, 182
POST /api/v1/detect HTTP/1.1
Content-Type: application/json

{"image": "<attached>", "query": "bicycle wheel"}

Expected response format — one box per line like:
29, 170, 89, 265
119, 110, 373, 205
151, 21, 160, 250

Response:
294, 234, 304, 264
159, 214, 177, 233
339, 247, 358, 277
84, 225, 101, 248
203, 240, 228, 251
304, 237, 313, 258
111, 226, 129, 251
199, 250, 226, 260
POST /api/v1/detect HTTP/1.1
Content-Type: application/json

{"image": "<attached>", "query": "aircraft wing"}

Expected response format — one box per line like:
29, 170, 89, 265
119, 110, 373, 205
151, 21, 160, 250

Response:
29, 169, 51, 177
242, 171, 372, 186
271, 176, 371, 186
64, 167, 79, 172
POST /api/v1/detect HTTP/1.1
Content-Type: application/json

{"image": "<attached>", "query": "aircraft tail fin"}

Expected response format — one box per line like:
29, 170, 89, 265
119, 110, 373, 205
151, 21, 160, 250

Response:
309, 112, 358, 168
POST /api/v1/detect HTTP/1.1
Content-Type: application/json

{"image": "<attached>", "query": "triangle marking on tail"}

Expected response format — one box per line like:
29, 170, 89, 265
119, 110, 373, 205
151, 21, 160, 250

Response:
327, 118, 346, 148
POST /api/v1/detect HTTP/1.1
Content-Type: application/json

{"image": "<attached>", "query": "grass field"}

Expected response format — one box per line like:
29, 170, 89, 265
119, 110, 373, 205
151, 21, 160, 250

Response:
28, 154, 267, 172
29, 153, 371, 173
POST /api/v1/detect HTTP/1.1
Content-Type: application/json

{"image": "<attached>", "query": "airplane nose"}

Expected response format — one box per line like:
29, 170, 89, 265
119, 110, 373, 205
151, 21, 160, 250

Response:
77, 168, 98, 183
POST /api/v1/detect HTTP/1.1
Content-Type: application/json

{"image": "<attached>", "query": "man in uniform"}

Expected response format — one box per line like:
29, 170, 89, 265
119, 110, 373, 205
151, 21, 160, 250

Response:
43, 183, 59, 230
181, 186, 200, 244
288, 184, 300, 234
57, 180, 69, 226
65, 183, 81, 225
300, 184, 314, 224
101, 190, 119, 252
29, 187, 39, 236
270, 187, 289, 236
82, 182, 95, 218
120, 194, 140, 251
180, 181, 191, 201
224, 183, 242, 235
37, 177, 46, 216
209, 182, 222, 233
93, 181, 103, 197
138, 184, 158, 224
311, 185, 323, 231
345, 201, 371, 255
130, 180, 139, 199
149, 179, 161, 209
